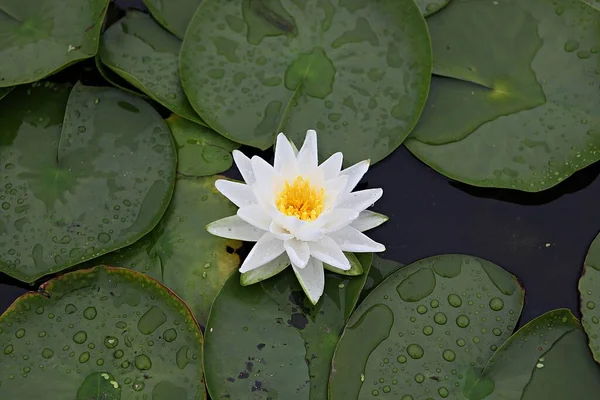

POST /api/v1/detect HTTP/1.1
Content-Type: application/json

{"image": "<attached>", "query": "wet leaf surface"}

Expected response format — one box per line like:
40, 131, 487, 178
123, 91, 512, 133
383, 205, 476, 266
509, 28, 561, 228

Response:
144, 0, 201, 39
579, 232, 600, 362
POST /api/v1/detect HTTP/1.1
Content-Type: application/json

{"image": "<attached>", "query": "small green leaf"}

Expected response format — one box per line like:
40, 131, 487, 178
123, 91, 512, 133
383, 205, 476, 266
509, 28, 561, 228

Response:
204, 253, 373, 400
0, 266, 205, 399
99, 11, 205, 125
0, 0, 109, 86
0, 83, 176, 283
167, 115, 239, 177
180, 0, 431, 166
579, 232, 600, 362
144, 0, 202, 39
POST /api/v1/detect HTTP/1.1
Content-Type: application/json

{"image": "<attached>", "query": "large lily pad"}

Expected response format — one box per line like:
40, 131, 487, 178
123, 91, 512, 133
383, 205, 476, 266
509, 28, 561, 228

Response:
0, 0, 109, 87
180, 0, 431, 166
580, 232, 600, 362
360, 254, 404, 300
0, 266, 205, 399
144, 0, 201, 39
329, 254, 524, 399
99, 11, 205, 126
204, 253, 372, 400
95, 56, 147, 99
0, 82, 176, 283
167, 115, 239, 177
86, 175, 241, 326
405, 0, 600, 192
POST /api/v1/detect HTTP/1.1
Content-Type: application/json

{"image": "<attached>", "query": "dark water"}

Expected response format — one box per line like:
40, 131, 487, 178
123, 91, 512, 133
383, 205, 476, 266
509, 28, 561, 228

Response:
2, 0, 598, 331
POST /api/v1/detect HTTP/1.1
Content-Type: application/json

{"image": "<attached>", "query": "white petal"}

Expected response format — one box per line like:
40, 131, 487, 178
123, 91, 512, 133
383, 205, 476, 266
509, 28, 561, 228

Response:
269, 221, 294, 241
251, 156, 276, 185
238, 205, 272, 231
240, 253, 290, 286
206, 215, 265, 241
233, 150, 255, 185
309, 236, 350, 270
274, 133, 297, 173
292, 257, 325, 305
251, 180, 276, 211
239, 233, 285, 273
318, 152, 343, 180
338, 188, 383, 212
215, 180, 255, 208
284, 238, 310, 268
323, 175, 349, 208
350, 210, 388, 232
329, 226, 386, 253
340, 160, 369, 193
321, 209, 359, 233
297, 129, 318, 170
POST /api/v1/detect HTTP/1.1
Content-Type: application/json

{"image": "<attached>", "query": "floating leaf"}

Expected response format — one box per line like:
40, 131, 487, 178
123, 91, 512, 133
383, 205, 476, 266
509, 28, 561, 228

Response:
360, 254, 404, 300
204, 253, 372, 400
99, 11, 205, 125
405, 0, 600, 191
168, 115, 239, 177
0, 83, 176, 283
0, 266, 205, 399
86, 175, 241, 326
329, 254, 524, 399
580, 232, 600, 362
0, 0, 109, 87
144, 0, 201, 39
94, 56, 147, 98
180, 0, 431, 166
417, 0, 453, 16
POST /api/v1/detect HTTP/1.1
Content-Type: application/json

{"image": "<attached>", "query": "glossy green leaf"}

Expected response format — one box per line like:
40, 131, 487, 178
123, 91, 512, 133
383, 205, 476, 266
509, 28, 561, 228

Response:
417, 0, 452, 16
95, 56, 147, 98
405, 0, 600, 192
99, 11, 205, 126
0, 266, 205, 399
579, 232, 600, 362
85, 175, 242, 326
204, 253, 373, 400
329, 254, 524, 399
180, 0, 431, 166
0, 0, 109, 87
360, 254, 404, 301
462, 309, 600, 400
0, 82, 176, 283
167, 115, 239, 177
144, 0, 201, 39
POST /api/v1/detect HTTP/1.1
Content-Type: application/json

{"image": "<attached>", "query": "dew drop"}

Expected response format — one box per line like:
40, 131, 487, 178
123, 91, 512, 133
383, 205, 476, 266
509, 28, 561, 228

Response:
4, 344, 13, 355
456, 338, 466, 347
163, 328, 178, 342
442, 349, 456, 362
434, 312, 447, 325
423, 325, 434, 336
492, 328, 502, 336
15, 329, 25, 338
587, 301, 596, 310
64, 304, 77, 314
448, 294, 462, 307
414, 373, 425, 383
42, 348, 54, 359
135, 354, 152, 370
407, 344, 424, 359
438, 387, 449, 398
489, 298, 504, 311
83, 307, 97, 320
104, 336, 119, 349
73, 331, 88, 344
79, 352, 90, 363
456, 315, 470, 328
397, 355, 407, 363
416, 305, 428, 314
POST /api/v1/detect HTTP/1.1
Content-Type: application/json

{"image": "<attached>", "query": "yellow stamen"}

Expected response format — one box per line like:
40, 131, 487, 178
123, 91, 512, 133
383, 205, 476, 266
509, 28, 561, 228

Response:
276, 176, 325, 221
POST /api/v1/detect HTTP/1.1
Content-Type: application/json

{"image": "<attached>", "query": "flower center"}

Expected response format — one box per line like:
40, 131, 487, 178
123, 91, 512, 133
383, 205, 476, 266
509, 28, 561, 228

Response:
276, 176, 325, 221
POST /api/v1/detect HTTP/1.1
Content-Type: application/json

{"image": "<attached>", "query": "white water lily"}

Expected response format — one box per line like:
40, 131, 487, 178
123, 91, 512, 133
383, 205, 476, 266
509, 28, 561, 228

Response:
207, 130, 387, 304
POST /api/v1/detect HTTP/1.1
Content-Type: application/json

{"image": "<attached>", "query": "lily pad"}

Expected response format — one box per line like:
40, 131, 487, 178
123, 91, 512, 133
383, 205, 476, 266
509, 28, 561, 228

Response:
85, 175, 242, 326
0, 266, 205, 399
167, 115, 239, 177
0, 82, 176, 283
204, 253, 372, 400
0, 0, 109, 87
417, 0, 452, 17
144, 0, 202, 39
180, 0, 431, 166
405, 0, 600, 192
461, 309, 600, 400
329, 254, 524, 399
579, 232, 600, 362
99, 11, 205, 125
95, 56, 147, 98
360, 254, 404, 300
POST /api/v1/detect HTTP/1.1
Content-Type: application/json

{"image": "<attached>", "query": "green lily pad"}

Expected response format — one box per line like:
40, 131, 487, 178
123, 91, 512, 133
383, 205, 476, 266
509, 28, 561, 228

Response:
417, 0, 452, 16
0, 0, 109, 87
95, 56, 147, 98
405, 0, 600, 192
167, 115, 239, 177
462, 309, 600, 400
360, 254, 404, 300
99, 11, 205, 126
180, 0, 431, 166
0, 82, 176, 283
204, 253, 372, 400
0, 266, 205, 399
85, 175, 242, 326
579, 232, 600, 362
144, 0, 201, 39
329, 254, 524, 399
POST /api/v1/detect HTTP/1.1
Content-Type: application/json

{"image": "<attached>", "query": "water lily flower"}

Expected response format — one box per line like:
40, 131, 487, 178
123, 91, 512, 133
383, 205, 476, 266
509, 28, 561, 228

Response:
207, 130, 387, 304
